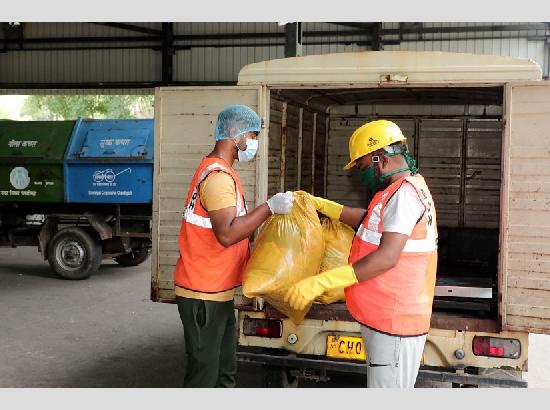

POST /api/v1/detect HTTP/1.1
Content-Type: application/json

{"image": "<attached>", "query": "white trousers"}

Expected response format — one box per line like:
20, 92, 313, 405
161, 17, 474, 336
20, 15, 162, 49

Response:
361, 325, 426, 388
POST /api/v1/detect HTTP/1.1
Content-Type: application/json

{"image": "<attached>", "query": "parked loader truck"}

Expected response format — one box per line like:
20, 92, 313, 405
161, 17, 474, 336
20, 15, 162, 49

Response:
0, 118, 153, 279
151, 51, 550, 387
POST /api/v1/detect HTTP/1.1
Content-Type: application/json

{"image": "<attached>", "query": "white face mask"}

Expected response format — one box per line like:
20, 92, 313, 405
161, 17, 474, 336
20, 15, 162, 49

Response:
236, 138, 258, 162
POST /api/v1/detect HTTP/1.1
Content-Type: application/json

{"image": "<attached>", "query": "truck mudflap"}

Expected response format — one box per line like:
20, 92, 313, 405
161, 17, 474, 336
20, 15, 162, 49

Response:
236, 350, 527, 388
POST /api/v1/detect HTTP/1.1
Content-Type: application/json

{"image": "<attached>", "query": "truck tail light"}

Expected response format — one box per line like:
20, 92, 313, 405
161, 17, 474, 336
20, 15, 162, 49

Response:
472, 336, 521, 359
243, 318, 282, 338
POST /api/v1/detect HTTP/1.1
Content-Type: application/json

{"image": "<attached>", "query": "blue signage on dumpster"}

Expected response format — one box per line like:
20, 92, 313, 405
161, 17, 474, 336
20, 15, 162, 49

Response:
64, 118, 154, 203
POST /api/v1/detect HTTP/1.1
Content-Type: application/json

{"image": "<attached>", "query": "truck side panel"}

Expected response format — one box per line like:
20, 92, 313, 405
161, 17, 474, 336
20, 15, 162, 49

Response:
151, 86, 261, 302
501, 81, 550, 334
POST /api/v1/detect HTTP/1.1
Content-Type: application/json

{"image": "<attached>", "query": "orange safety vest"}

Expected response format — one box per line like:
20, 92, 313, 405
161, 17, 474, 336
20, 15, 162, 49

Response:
173, 157, 249, 293
345, 174, 438, 337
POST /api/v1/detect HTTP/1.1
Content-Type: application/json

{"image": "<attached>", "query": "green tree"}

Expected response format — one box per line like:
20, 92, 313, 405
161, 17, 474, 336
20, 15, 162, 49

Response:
0, 106, 10, 119
21, 95, 154, 120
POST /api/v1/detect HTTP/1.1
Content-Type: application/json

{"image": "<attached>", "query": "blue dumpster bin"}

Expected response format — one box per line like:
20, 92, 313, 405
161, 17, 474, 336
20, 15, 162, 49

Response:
64, 118, 154, 203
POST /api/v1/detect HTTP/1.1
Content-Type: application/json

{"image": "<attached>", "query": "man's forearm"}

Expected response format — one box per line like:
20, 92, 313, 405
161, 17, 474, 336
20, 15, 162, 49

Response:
222, 203, 272, 246
351, 249, 397, 282
350, 232, 408, 282
340, 206, 367, 229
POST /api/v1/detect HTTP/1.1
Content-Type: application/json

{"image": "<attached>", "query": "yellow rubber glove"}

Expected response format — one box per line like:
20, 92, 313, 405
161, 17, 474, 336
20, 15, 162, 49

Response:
306, 193, 344, 220
284, 265, 358, 311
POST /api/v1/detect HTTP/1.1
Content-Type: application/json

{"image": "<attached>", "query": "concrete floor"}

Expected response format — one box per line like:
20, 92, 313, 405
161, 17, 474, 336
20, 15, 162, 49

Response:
0, 247, 184, 387
0, 247, 548, 388
0, 247, 365, 388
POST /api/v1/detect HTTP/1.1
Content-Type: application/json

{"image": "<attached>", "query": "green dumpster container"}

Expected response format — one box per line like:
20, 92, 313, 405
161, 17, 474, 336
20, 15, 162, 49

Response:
0, 120, 76, 203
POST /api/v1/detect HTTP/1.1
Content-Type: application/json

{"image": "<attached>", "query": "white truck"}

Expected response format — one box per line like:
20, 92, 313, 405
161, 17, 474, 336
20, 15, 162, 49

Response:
151, 51, 550, 387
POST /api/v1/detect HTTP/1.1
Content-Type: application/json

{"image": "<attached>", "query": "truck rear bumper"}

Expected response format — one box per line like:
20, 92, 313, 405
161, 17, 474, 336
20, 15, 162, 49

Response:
236, 350, 527, 388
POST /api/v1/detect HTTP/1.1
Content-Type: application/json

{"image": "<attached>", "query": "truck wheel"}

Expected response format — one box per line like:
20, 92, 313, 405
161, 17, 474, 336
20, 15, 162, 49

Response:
47, 227, 102, 280
114, 248, 150, 267
262, 365, 299, 388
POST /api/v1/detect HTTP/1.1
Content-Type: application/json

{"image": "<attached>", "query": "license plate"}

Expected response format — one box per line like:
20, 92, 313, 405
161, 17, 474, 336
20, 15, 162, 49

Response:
326, 335, 366, 361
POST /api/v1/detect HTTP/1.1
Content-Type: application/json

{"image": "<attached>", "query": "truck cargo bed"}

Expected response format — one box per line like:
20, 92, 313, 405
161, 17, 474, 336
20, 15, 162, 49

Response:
257, 302, 499, 333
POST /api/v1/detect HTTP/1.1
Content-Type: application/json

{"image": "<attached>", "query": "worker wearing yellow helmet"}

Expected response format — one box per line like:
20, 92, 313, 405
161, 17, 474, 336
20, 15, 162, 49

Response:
285, 119, 438, 388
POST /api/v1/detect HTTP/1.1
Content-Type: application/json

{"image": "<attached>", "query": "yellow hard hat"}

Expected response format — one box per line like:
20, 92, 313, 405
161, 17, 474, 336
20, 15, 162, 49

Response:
343, 120, 407, 170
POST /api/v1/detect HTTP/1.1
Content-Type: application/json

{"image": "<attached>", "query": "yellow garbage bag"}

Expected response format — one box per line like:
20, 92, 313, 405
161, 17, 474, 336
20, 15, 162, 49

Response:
314, 217, 356, 304
242, 191, 324, 324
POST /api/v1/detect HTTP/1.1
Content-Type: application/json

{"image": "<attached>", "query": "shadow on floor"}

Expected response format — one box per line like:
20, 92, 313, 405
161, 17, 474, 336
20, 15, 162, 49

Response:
51, 339, 186, 388
0, 258, 144, 282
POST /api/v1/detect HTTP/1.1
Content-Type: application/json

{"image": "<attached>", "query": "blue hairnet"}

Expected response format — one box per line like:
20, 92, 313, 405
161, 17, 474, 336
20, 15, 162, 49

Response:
214, 104, 261, 141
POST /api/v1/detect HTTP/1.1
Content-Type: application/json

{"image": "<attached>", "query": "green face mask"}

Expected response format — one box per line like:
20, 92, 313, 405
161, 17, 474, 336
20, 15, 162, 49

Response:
359, 149, 417, 193
360, 165, 381, 193
360, 164, 411, 193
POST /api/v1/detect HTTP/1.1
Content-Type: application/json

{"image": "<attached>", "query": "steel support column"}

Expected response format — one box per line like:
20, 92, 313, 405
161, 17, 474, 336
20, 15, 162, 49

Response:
285, 22, 303, 57
161, 23, 174, 84
2, 22, 24, 52
371, 22, 383, 51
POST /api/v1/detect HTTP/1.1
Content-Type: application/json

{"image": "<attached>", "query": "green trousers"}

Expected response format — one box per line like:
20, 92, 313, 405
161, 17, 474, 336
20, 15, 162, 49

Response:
176, 296, 237, 388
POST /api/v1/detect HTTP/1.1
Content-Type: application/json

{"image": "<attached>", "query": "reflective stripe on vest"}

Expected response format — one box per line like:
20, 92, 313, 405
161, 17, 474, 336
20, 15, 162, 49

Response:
345, 174, 438, 337
355, 224, 437, 253
181, 162, 247, 229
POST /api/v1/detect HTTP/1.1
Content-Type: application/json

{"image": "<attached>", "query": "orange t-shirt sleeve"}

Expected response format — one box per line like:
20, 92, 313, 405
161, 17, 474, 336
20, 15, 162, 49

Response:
199, 171, 237, 212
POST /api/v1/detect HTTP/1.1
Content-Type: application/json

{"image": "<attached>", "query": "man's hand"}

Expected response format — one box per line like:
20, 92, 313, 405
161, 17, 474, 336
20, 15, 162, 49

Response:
305, 193, 344, 220
266, 191, 294, 214
284, 265, 358, 311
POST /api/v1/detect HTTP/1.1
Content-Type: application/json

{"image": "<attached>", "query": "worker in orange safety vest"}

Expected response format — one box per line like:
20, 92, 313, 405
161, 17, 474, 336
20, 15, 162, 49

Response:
285, 119, 438, 388
174, 104, 293, 388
